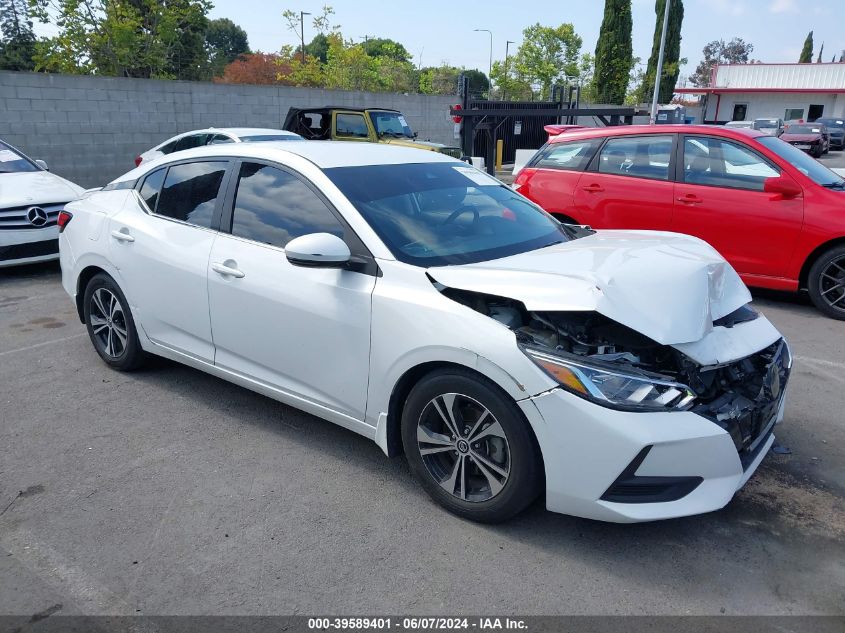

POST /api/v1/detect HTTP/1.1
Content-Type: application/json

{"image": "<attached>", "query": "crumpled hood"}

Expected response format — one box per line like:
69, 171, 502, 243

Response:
781, 133, 821, 143
0, 171, 84, 208
428, 230, 752, 346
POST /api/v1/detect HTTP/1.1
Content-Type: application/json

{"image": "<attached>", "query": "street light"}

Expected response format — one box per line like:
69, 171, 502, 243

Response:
474, 28, 493, 87
650, 0, 671, 124
503, 40, 514, 100
300, 11, 311, 64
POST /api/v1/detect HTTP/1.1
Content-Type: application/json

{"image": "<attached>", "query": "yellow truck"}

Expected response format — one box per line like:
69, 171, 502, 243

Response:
283, 107, 463, 159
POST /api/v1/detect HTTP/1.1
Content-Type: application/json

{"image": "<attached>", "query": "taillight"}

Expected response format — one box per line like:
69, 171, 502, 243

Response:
134, 155, 142, 167
57, 210, 73, 232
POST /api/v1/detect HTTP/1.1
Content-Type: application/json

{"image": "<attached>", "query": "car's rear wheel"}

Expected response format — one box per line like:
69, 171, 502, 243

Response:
83, 273, 146, 370
401, 368, 542, 523
808, 245, 845, 320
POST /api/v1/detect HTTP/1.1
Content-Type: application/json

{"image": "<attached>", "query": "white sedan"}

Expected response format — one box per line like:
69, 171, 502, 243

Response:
134, 127, 302, 167
1, 140, 84, 268
60, 142, 791, 523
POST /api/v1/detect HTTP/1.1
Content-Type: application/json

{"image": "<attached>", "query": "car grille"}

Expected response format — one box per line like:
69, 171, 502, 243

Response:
0, 202, 68, 231
0, 238, 59, 262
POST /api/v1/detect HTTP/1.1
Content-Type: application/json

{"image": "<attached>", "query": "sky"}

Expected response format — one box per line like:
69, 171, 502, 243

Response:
209, 0, 845, 78
32, 0, 845, 79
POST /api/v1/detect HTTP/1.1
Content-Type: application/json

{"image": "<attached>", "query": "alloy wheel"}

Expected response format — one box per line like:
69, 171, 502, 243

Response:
818, 255, 845, 313
89, 288, 128, 359
416, 393, 511, 502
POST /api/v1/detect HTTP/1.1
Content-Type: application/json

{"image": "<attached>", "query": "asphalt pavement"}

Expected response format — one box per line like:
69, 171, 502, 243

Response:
0, 261, 843, 618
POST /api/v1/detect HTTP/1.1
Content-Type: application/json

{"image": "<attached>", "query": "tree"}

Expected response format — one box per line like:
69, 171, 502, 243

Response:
305, 33, 329, 64
494, 23, 582, 100
640, 0, 684, 104
462, 68, 489, 95
283, 4, 338, 61
216, 52, 288, 84
799, 31, 813, 63
0, 0, 36, 70
690, 38, 754, 87
593, 0, 633, 104
360, 37, 410, 63
30, 0, 212, 79
206, 18, 250, 78
816, 43, 824, 63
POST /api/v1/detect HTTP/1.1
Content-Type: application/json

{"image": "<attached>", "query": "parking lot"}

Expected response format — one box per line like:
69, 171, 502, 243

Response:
0, 258, 843, 617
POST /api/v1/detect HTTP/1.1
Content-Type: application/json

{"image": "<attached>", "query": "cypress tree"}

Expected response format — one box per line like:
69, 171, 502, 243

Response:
593, 0, 633, 104
799, 31, 813, 63
641, 0, 684, 104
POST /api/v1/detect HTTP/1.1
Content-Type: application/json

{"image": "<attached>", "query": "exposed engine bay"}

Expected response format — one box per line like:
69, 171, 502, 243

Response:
439, 286, 791, 459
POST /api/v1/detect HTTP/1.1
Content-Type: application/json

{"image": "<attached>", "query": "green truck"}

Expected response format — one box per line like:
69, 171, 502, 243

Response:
283, 106, 463, 159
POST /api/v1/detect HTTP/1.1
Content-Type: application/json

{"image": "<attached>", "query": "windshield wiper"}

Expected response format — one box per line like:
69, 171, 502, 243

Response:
822, 181, 845, 190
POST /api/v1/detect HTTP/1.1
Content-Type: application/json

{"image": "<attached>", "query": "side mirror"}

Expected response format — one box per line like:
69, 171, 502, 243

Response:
763, 175, 802, 200
285, 233, 351, 268
35, 159, 49, 171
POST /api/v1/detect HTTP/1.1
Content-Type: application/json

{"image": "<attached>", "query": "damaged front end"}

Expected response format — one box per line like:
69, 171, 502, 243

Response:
439, 286, 792, 462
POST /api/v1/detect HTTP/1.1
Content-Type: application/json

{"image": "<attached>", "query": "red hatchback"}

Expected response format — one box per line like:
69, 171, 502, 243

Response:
514, 124, 845, 319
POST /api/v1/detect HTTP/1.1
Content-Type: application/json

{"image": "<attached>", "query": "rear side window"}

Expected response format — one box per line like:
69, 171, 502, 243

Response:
230, 162, 344, 249
598, 135, 673, 181
682, 137, 779, 191
532, 139, 600, 171
139, 168, 166, 211
336, 113, 369, 138
207, 134, 235, 145
155, 161, 227, 228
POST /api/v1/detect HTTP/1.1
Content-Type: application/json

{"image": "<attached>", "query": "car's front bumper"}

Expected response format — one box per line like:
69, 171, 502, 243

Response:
519, 385, 784, 523
0, 226, 60, 268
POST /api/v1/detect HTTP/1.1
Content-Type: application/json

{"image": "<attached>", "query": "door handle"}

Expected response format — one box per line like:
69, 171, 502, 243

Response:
211, 261, 245, 279
581, 184, 605, 193
676, 195, 703, 204
110, 229, 135, 242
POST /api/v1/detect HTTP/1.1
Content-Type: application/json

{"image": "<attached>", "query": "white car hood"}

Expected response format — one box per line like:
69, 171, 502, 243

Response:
428, 230, 752, 346
0, 171, 84, 207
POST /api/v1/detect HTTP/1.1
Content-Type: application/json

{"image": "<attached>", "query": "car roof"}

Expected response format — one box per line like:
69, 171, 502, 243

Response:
118, 140, 458, 182
160, 128, 298, 143
290, 106, 400, 113
548, 124, 767, 143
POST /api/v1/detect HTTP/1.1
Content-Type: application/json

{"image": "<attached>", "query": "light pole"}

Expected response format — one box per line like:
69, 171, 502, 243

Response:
503, 40, 514, 100
300, 11, 311, 64
474, 29, 493, 87
650, 0, 671, 124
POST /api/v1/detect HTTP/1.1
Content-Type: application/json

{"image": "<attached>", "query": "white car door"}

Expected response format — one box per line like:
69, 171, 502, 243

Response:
109, 159, 232, 362
207, 160, 376, 422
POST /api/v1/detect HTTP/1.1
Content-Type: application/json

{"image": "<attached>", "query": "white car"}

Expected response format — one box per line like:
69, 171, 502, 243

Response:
0, 141, 84, 268
59, 142, 791, 523
134, 127, 302, 167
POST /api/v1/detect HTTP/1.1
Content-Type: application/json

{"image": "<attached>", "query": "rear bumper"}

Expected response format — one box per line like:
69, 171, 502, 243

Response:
0, 227, 60, 268
519, 387, 783, 523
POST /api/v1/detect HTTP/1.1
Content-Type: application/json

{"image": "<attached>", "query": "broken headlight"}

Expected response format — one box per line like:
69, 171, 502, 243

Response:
523, 347, 696, 412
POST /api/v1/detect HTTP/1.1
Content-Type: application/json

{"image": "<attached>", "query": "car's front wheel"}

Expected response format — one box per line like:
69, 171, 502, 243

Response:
808, 245, 845, 320
401, 368, 542, 523
83, 273, 146, 370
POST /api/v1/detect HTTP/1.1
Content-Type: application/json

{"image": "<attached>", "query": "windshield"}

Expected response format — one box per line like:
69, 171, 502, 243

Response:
817, 119, 845, 129
758, 136, 845, 187
754, 120, 778, 129
785, 125, 822, 134
370, 111, 414, 138
0, 142, 39, 173
238, 134, 301, 142
325, 162, 568, 266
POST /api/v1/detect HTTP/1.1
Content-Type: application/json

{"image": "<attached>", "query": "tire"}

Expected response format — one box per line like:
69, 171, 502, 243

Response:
807, 245, 845, 320
82, 273, 146, 370
813, 146, 823, 158
401, 368, 542, 523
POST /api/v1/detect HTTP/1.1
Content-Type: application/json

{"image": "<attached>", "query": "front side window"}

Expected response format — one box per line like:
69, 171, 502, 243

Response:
230, 163, 344, 249
597, 135, 672, 181
758, 136, 845, 187
336, 113, 369, 138
532, 139, 600, 172
325, 162, 568, 267
683, 137, 779, 191
0, 141, 39, 173
139, 167, 166, 211
155, 161, 227, 228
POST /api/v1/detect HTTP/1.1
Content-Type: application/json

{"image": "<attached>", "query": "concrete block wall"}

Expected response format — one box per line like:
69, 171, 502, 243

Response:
0, 71, 458, 188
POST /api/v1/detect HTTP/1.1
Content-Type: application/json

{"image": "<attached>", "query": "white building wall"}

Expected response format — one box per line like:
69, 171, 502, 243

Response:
704, 92, 845, 122
714, 64, 845, 90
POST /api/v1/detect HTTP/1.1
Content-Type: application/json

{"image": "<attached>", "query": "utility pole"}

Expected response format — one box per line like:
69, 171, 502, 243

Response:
650, 0, 671, 124
300, 11, 311, 64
